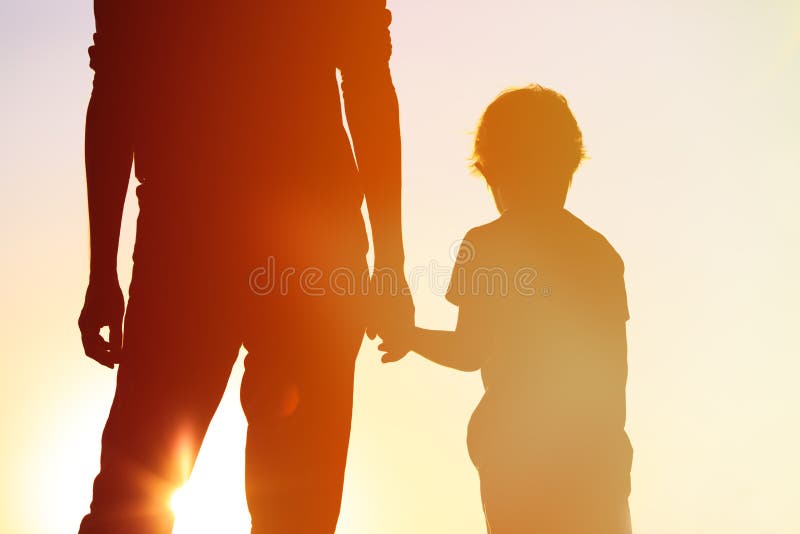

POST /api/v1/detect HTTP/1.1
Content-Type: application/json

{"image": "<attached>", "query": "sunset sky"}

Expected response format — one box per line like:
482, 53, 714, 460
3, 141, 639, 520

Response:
2, 0, 799, 533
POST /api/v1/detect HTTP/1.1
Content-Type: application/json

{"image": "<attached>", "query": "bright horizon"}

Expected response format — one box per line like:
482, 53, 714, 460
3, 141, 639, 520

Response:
2, 1, 799, 533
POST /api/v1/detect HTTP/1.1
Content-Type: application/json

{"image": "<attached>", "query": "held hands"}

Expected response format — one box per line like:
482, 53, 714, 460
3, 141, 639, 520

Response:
378, 328, 414, 363
366, 262, 414, 363
78, 275, 124, 368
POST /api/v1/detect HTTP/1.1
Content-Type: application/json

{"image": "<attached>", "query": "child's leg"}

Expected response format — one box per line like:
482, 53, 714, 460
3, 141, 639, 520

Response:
479, 464, 631, 534
479, 464, 548, 534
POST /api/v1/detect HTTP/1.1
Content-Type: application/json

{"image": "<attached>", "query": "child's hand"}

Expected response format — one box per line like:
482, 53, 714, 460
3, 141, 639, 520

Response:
378, 331, 413, 363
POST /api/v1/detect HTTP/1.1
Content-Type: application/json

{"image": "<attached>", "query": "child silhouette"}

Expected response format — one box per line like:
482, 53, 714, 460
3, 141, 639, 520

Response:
380, 85, 633, 533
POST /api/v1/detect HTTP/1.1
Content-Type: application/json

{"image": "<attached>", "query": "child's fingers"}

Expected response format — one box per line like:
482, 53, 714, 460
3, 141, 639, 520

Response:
381, 351, 407, 364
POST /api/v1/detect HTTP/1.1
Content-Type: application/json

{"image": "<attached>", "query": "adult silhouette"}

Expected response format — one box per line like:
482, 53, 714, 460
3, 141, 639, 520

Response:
77, 1, 412, 533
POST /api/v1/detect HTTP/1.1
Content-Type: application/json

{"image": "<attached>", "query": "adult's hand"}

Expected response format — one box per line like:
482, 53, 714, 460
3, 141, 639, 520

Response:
365, 263, 414, 342
78, 275, 124, 368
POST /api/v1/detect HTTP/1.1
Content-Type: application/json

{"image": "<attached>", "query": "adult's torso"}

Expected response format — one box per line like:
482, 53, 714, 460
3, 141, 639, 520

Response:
121, 1, 360, 210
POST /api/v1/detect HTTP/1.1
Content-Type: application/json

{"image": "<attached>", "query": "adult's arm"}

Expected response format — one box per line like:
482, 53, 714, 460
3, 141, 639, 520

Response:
339, 0, 412, 337
78, 2, 133, 367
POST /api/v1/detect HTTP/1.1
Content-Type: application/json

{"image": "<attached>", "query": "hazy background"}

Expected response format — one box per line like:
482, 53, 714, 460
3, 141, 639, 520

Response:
2, 0, 799, 532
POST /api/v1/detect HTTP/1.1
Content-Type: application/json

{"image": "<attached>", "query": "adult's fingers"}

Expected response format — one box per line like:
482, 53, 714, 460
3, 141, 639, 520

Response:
81, 332, 115, 369
109, 318, 123, 357
366, 324, 378, 340
91, 352, 116, 369
365, 292, 384, 340
79, 310, 117, 369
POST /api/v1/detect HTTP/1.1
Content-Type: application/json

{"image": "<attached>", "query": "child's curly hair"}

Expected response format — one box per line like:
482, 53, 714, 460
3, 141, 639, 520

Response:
471, 85, 586, 198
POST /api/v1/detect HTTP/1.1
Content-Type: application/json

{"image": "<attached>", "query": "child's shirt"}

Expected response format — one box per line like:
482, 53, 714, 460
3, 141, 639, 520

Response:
446, 208, 630, 466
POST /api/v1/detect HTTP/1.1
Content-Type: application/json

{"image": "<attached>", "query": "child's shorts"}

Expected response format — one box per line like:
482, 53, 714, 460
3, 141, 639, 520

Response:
478, 464, 632, 534
467, 395, 633, 533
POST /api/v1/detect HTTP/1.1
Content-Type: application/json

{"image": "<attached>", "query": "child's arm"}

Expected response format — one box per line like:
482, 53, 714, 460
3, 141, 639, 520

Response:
379, 305, 486, 372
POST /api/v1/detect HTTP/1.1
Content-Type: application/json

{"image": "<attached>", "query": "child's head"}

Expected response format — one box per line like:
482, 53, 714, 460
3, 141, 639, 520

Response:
471, 85, 585, 213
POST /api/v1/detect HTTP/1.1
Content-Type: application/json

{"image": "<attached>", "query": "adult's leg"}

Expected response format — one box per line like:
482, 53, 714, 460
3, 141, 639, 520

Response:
241, 280, 366, 534
78, 335, 240, 534
79, 189, 244, 534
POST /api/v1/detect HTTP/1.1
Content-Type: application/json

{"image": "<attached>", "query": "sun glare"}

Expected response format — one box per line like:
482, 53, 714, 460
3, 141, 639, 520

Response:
167, 366, 253, 534
169, 487, 187, 517
170, 480, 252, 534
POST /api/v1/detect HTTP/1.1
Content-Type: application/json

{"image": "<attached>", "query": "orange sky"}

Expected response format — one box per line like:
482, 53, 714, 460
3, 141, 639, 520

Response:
2, 1, 799, 533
